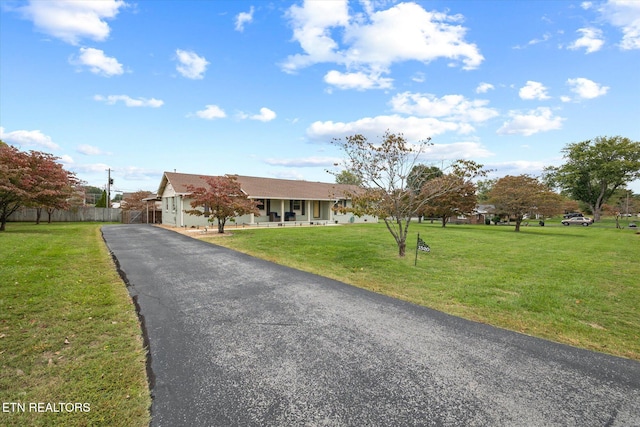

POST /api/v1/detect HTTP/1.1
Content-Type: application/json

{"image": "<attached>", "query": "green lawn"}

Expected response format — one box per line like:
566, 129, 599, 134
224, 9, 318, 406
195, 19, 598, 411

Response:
207, 219, 640, 360
0, 223, 150, 427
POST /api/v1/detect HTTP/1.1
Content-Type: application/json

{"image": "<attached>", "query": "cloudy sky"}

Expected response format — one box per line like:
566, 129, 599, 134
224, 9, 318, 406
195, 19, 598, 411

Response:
1, 0, 639, 194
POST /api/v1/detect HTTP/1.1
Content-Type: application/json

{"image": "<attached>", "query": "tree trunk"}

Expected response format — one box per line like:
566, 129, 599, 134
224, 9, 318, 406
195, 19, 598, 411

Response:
217, 217, 226, 233
398, 240, 406, 257
35, 207, 42, 225
515, 219, 522, 232
441, 216, 447, 228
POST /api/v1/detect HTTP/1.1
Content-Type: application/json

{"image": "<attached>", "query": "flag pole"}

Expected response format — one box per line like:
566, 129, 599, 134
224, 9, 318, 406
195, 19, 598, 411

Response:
414, 233, 420, 266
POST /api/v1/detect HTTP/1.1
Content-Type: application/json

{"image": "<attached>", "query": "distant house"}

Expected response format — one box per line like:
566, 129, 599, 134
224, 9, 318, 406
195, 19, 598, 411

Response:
157, 172, 377, 227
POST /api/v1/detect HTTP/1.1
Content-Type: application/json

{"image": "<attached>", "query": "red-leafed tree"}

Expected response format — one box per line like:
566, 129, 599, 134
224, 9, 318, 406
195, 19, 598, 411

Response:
26, 151, 79, 224
0, 142, 78, 229
488, 175, 563, 232
0, 143, 30, 231
420, 175, 478, 227
185, 175, 259, 233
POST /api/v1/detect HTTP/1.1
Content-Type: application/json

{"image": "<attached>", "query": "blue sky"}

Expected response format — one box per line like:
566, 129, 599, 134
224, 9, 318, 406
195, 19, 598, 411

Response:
1, 0, 639, 195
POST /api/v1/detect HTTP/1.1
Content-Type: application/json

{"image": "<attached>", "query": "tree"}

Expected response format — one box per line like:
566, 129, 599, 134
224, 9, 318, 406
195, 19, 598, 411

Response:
406, 164, 443, 193
544, 136, 640, 221
122, 191, 155, 211
488, 175, 562, 232
332, 131, 487, 256
185, 175, 259, 233
334, 170, 363, 186
0, 144, 77, 229
26, 151, 78, 224
95, 190, 108, 208
476, 179, 496, 203
421, 175, 477, 227
0, 144, 31, 231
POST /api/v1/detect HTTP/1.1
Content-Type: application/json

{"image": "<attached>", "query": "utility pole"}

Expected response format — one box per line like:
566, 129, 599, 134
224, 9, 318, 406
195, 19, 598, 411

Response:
107, 168, 113, 208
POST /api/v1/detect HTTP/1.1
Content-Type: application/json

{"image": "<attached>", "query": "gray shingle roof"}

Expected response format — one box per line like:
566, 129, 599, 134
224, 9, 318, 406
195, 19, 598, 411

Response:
159, 172, 359, 201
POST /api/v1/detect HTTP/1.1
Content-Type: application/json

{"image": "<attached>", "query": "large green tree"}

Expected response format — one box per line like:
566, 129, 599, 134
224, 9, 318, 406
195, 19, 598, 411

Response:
544, 136, 640, 221
332, 131, 486, 256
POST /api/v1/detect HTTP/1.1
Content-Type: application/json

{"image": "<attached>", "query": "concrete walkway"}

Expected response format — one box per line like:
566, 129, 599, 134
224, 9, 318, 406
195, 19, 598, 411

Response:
102, 225, 640, 427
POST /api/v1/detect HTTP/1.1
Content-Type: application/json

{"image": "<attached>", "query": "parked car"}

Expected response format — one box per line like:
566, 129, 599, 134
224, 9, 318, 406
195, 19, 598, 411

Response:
561, 216, 593, 226
563, 212, 583, 219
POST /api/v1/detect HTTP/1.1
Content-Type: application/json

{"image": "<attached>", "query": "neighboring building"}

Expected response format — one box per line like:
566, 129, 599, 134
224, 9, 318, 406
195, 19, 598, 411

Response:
157, 172, 378, 227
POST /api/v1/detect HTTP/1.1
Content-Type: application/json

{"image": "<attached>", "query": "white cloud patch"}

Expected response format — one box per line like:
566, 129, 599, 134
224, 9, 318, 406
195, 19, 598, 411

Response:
307, 115, 474, 143
519, 81, 551, 100
567, 77, 609, 99
599, 0, 640, 50
175, 49, 209, 79
77, 144, 108, 155
323, 70, 393, 90
235, 6, 254, 32
71, 47, 124, 76
476, 82, 495, 94
17, 0, 126, 45
283, 1, 483, 89
249, 107, 277, 122
421, 141, 493, 160
497, 107, 565, 136
0, 126, 60, 150
194, 105, 226, 120
264, 156, 341, 167
569, 27, 604, 53
390, 92, 499, 123
94, 94, 163, 107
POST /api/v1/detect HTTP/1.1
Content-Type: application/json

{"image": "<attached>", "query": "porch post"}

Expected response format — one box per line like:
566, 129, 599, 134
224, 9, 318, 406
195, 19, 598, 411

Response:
280, 200, 285, 223
307, 200, 311, 222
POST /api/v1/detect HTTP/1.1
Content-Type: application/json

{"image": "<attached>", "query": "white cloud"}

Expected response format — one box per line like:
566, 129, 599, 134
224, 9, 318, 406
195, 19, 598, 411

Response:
486, 160, 548, 178
175, 49, 209, 79
283, 1, 483, 88
323, 70, 393, 90
581, 2, 594, 10
566, 77, 609, 99
194, 105, 226, 120
497, 107, 565, 136
568, 28, 604, 53
307, 114, 474, 142
421, 141, 493, 160
77, 144, 107, 155
18, 0, 126, 45
235, 6, 254, 32
519, 81, 551, 100
599, 0, 640, 50
0, 127, 60, 150
94, 94, 163, 107
264, 156, 341, 167
250, 107, 277, 122
390, 92, 499, 123
476, 83, 495, 94
71, 47, 123, 77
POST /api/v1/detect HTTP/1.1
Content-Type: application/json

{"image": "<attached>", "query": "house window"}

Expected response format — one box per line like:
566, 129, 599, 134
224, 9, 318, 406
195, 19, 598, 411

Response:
203, 205, 210, 217
256, 199, 265, 210
293, 200, 301, 210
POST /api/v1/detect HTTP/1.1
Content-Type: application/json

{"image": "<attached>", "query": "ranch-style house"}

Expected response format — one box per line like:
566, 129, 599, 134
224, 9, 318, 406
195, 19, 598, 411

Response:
157, 171, 378, 228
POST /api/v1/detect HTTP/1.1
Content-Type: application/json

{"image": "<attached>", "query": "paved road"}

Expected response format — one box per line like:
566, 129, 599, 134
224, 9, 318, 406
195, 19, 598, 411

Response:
102, 225, 640, 427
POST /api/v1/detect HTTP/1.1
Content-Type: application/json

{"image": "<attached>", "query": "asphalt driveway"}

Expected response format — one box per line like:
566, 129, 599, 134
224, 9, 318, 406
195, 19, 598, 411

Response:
102, 224, 640, 427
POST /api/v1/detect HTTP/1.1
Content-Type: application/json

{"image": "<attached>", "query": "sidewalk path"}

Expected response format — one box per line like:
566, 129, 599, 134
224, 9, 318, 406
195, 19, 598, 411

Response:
102, 225, 640, 426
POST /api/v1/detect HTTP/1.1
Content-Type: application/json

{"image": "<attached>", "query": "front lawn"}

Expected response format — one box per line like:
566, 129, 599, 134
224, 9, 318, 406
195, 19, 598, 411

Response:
205, 220, 640, 360
0, 223, 150, 427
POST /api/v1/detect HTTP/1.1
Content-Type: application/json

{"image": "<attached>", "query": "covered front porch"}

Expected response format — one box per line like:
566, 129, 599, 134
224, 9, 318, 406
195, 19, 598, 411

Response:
239, 198, 347, 225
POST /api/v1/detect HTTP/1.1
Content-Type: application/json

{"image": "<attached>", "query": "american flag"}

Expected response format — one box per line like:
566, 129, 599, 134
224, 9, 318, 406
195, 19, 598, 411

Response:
417, 236, 430, 252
